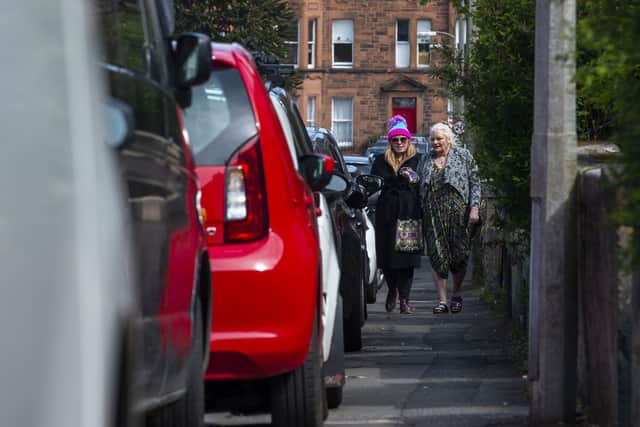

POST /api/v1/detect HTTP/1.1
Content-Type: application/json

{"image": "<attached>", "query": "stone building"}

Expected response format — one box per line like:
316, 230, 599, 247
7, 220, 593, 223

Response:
283, 0, 463, 153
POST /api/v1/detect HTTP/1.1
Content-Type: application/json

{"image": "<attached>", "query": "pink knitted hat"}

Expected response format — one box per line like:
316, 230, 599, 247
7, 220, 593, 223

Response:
387, 115, 412, 141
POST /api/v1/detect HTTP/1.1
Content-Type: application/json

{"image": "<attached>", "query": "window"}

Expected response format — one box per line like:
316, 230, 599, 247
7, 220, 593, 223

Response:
332, 20, 353, 67
183, 69, 257, 165
331, 97, 353, 147
307, 19, 316, 68
417, 20, 432, 67
396, 19, 409, 68
284, 20, 299, 66
307, 96, 316, 127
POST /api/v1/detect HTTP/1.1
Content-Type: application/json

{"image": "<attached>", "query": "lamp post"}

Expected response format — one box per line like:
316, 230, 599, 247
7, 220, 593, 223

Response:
419, 30, 463, 133
422, 30, 456, 40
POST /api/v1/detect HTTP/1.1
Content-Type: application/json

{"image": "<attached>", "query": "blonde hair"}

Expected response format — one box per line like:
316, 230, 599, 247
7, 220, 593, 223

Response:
385, 143, 416, 173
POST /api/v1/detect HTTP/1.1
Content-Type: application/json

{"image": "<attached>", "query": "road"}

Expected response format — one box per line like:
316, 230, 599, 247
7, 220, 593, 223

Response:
205, 258, 529, 426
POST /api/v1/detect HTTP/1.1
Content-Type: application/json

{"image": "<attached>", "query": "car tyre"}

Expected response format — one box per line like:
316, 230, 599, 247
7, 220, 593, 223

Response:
146, 299, 205, 427
325, 296, 345, 409
343, 271, 364, 352
270, 314, 324, 427
174, 298, 205, 427
327, 386, 343, 410
365, 268, 379, 304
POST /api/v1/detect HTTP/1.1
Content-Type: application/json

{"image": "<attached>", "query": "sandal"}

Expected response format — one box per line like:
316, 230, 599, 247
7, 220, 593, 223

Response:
450, 296, 463, 313
433, 302, 449, 314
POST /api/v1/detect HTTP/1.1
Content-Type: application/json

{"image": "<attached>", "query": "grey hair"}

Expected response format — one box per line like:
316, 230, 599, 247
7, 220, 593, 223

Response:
429, 122, 457, 146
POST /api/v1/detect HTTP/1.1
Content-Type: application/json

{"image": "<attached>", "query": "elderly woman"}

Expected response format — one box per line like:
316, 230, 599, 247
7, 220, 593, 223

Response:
371, 115, 423, 314
419, 123, 481, 314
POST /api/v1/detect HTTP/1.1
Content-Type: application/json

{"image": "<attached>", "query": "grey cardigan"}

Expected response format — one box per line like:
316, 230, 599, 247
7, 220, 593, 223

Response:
418, 145, 481, 208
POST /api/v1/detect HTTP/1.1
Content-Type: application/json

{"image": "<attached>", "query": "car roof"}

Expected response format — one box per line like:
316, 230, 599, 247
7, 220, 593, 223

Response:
343, 155, 370, 164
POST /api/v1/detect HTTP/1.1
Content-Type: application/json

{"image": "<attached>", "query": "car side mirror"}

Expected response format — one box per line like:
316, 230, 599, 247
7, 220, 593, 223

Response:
355, 174, 383, 195
104, 98, 134, 149
300, 153, 334, 191
345, 183, 368, 209
174, 32, 212, 88
324, 173, 349, 194
346, 164, 360, 176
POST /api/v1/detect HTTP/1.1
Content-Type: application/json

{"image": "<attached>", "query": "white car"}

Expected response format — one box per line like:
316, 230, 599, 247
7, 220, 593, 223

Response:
315, 191, 346, 409
269, 95, 346, 409
363, 212, 383, 303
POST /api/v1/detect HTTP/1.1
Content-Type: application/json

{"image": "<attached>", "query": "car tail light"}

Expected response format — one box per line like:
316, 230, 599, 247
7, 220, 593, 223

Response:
322, 155, 335, 175
224, 138, 268, 243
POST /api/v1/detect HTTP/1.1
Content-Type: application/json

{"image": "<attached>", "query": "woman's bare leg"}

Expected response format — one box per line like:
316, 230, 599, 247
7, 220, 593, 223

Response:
452, 269, 466, 297
431, 269, 448, 303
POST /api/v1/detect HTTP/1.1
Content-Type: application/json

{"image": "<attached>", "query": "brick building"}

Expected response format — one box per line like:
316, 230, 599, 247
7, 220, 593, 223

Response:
284, 0, 463, 153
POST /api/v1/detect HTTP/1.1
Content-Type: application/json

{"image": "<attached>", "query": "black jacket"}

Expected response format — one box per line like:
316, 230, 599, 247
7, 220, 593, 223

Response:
371, 153, 422, 270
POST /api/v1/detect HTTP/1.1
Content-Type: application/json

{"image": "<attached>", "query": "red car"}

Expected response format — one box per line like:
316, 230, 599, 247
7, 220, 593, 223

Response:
183, 42, 332, 425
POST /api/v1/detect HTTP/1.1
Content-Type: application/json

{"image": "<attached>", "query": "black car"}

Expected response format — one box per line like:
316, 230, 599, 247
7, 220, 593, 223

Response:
343, 155, 372, 177
94, 1, 213, 425
307, 127, 379, 352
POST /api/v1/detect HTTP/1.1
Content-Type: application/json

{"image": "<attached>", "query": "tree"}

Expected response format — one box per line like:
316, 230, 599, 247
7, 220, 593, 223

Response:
432, 0, 536, 232
175, 0, 299, 87
576, 0, 640, 268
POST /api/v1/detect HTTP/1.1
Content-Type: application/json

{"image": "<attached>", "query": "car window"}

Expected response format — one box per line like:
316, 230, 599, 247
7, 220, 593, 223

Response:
184, 68, 258, 165
95, 0, 147, 74
270, 94, 299, 170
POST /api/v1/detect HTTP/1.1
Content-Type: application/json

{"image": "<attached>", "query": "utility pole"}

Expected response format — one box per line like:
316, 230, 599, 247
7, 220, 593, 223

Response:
529, 0, 578, 423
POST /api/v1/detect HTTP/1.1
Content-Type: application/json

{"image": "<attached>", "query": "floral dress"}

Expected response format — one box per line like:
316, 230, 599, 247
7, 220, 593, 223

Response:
423, 164, 470, 279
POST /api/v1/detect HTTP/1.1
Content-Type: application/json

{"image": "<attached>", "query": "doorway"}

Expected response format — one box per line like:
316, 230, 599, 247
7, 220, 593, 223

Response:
392, 97, 417, 134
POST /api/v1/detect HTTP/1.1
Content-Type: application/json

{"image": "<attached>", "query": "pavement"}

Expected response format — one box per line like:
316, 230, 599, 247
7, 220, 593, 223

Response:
205, 257, 530, 426
325, 257, 530, 427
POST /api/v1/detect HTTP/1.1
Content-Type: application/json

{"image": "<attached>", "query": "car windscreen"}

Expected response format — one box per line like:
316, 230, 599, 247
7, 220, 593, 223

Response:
183, 68, 257, 165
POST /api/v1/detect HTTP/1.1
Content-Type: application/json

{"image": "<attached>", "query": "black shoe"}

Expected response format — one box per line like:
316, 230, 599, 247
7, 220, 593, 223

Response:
385, 288, 397, 312
450, 296, 463, 313
433, 302, 449, 314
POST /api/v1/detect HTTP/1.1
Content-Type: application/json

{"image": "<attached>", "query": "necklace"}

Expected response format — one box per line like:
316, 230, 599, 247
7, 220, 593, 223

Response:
434, 156, 446, 169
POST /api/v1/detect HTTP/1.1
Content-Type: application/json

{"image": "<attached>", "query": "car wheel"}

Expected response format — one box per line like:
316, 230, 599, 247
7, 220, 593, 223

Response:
325, 296, 345, 409
365, 268, 379, 304
327, 386, 343, 410
174, 298, 205, 427
146, 299, 205, 427
359, 256, 367, 327
270, 314, 324, 427
343, 273, 364, 352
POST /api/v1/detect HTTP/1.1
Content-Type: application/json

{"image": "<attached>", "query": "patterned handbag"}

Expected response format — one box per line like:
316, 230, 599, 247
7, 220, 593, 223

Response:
394, 218, 424, 253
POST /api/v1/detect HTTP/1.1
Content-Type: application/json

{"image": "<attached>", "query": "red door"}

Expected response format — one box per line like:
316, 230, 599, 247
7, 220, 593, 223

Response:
392, 97, 417, 134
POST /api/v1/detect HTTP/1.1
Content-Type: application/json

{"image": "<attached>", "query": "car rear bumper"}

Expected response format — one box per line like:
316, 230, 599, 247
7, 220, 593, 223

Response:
205, 231, 319, 381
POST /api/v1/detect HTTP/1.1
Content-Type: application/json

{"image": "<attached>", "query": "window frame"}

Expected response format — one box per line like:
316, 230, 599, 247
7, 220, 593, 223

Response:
283, 20, 299, 67
306, 96, 316, 127
395, 19, 410, 68
307, 18, 316, 69
332, 20, 354, 68
331, 96, 354, 148
417, 19, 432, 68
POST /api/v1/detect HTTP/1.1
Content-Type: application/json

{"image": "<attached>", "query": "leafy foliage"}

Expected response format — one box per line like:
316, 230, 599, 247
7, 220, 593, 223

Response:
576, 0, 640, 268
431, 0, 535, 232
175, 0, 300, 88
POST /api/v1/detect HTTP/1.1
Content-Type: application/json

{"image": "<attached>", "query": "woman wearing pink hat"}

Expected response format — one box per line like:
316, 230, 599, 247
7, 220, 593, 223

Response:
370, 115, 423, 314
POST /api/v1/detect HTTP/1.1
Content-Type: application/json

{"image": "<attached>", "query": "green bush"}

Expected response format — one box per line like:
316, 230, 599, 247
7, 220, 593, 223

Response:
432, 0, 535, 233
576, 0, 640, 268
